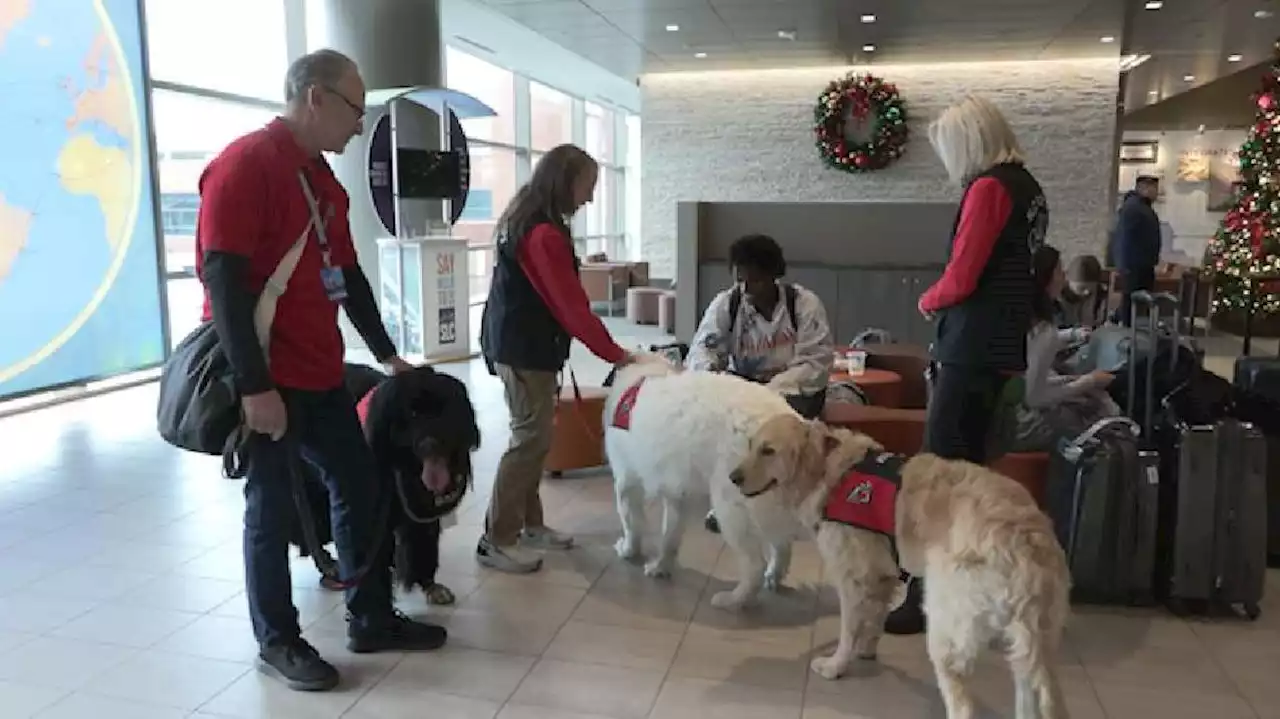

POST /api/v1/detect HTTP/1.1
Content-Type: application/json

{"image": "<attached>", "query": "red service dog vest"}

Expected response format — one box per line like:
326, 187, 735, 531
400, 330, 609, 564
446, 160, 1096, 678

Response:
610, 378, 646, 430
823, 451, 905, 539
355, 386, 376, 430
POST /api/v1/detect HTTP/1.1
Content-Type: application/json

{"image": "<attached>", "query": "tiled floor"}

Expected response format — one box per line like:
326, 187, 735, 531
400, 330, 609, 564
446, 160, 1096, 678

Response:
2, 320, 1280, 718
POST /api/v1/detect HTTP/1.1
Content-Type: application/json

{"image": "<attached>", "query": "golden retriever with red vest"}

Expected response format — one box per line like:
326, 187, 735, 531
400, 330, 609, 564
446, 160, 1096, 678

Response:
730, 414, 1070, 719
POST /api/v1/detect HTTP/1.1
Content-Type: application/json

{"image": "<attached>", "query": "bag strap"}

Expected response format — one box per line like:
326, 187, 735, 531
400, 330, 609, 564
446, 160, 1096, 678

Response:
252, 170, 323, 350
784, 284, 800, 332
728, 283, 799, 336
727, 286, 742, 336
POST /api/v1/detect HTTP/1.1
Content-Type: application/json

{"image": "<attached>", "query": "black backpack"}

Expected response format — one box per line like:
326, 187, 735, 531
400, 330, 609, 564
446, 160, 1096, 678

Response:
728, 284, 800, 335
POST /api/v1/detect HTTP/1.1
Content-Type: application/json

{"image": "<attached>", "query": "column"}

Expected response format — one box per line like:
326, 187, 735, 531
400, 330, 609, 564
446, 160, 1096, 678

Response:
306, 0, 444, 273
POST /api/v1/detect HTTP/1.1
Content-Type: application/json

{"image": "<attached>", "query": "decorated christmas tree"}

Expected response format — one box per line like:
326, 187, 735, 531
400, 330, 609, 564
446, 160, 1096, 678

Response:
1208, 40, 1280, 324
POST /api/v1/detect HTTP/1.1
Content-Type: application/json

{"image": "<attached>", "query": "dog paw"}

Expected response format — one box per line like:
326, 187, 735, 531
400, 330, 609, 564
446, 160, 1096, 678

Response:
614, 537, 641, 562
643, 558, 673, 578
810, 656, 848, 680
710, 590, 752, 611
763, 572, 786, 593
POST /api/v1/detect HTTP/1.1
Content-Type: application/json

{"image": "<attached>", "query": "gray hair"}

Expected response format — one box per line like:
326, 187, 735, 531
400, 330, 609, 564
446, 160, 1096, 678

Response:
928, 95, 1025, 185
284, 49, 355, 103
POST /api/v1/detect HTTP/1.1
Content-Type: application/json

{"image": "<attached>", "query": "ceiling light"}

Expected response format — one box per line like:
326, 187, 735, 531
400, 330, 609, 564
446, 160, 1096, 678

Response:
665, 23, 679, 32
1228, 53, 1244, 62
694, 52, 707, 58
860, 14, 877, 23
1145, 1, 1163, 9
1148, 90, 1159, 96
777, 29, 797, 40
1100, 36, 1116, 43
1257, 9, 1275, 19
862, 44, 876, 52
1183, 74, 1196, 82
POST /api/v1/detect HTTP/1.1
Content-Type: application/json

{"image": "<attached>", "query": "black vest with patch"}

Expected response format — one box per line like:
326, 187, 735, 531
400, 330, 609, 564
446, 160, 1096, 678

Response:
480, 213, 579, 374
933, 162, 1047, 372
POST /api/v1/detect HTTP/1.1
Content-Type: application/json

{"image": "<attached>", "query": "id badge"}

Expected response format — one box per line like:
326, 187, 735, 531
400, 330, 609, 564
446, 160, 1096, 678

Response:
320, 266, 348, 301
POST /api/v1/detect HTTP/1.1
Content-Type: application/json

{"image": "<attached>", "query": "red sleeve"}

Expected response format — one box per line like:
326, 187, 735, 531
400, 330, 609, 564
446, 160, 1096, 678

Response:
919, 177, 1013, 313
517, 224, 626, 364
196, 151, 267, 258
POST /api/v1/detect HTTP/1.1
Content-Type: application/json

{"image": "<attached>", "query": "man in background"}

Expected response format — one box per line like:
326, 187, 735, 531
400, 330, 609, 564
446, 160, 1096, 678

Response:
1111, 175, 1162, 326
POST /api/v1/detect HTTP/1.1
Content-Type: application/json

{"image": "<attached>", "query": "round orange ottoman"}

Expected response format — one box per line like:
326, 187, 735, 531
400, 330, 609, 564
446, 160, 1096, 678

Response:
988, 452, 1050, 509
830, 368, 903, 408
545, 386, 608, 476
822, 403, 928, 456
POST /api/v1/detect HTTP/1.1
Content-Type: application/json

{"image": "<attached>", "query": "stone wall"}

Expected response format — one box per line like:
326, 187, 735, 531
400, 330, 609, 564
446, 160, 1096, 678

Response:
640, 59, 1120, 278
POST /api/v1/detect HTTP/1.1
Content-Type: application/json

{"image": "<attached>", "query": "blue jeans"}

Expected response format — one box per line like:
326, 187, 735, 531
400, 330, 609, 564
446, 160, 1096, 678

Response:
242, 387, 393, 647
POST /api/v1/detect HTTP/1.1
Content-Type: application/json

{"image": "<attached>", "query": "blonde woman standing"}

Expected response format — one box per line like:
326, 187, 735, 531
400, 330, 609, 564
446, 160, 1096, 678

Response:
889, 95, 1048, 636
478, 144, 635, 574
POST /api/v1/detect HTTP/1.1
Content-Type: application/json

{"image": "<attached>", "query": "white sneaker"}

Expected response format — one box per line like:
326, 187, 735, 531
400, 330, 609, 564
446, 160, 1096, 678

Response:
520, 526, 575, 550
476, 538, 543, 573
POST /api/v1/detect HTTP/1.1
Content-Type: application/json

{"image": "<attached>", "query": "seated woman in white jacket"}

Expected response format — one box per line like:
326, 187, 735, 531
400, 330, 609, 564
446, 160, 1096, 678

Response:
1013, 245, 1121, 452
685, 233, 835, 532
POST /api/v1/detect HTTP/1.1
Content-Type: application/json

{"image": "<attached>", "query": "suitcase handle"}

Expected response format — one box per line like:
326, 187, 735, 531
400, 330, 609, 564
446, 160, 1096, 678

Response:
1060, 416, 1140, 461
1128, 291, 1180, 435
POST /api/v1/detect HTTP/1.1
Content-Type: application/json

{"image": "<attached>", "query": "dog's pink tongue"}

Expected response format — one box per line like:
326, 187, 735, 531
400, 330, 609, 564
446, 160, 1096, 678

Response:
421, 460, 451, 492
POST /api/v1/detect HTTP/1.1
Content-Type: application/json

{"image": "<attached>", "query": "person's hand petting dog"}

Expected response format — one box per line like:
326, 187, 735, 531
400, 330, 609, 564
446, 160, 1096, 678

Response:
384, 355, 415, 375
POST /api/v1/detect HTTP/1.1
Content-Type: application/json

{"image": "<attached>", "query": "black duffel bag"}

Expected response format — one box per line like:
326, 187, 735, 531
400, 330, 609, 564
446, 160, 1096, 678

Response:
157, 169, 316, 474
156, 321, 242, 460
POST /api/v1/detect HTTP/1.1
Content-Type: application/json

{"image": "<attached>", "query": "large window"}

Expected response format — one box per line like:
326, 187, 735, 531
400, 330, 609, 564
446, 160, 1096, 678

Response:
452, 147, 518, 303
585, 102, 615, 164
143, 0, 288, 101
151, 92, 277, 344
151, 91, 277, 279
530, 81, 572, 151
445, 47, 515, 145
444, 48, 638, 334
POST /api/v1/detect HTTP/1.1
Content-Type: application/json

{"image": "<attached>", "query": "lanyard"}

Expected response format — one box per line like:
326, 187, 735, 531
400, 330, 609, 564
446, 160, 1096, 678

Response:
297, 170, 335, 268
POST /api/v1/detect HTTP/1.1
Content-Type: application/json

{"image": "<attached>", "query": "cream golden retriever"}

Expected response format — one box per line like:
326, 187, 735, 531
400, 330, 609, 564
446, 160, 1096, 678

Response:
730, 414, 1071, 719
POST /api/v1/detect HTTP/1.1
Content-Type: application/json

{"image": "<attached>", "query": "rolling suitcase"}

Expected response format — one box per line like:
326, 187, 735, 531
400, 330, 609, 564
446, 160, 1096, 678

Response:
1136, 295, 1269, 619
1163, 417, 1268, 619
1232, 356, 1280, 566
1047, 416, 1159, 605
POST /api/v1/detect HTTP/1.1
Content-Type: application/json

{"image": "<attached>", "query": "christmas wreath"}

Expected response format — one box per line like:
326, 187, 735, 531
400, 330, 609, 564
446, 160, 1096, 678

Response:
814, 73, 909, 173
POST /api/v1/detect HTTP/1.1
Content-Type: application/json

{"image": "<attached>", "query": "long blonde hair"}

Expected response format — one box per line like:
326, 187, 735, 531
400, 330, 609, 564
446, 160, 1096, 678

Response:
928, 95, 1025, 185
494, 144, 597, 242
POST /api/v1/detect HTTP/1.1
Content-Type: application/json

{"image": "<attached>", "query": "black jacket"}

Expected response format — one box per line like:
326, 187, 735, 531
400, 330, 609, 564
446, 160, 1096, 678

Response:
479, 215, 578, 374
933, 163, 1046, 372
1113, 191, 1161, 273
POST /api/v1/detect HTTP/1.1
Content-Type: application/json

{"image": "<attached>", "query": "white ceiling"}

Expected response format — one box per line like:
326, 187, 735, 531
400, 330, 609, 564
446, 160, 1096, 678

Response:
472, 0, 1129, 78
1122, 0, 1280, 114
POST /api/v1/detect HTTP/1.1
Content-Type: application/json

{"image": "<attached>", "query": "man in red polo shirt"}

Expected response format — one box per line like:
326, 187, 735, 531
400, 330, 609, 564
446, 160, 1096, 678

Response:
196, 49, 445, 692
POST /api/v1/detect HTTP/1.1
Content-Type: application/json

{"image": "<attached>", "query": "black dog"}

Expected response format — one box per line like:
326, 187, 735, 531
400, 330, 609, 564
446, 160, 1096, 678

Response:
291, 363, 480, 603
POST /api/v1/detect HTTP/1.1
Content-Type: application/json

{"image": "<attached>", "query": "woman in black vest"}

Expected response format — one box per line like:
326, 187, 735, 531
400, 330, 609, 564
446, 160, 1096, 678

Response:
887, 95, 1048, 635
478, 144, 635, 574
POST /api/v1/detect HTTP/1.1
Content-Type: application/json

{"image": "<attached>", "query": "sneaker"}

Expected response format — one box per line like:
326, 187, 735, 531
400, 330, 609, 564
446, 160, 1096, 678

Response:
347, 610, 448, 654
884, 578, 926, 636
258, 639, 339, 692
477, 537, 543, 573
520, 526, 575, 550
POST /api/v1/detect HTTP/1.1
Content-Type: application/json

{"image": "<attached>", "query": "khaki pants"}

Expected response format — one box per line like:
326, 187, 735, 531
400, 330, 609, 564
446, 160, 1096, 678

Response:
485, 364, 557, 546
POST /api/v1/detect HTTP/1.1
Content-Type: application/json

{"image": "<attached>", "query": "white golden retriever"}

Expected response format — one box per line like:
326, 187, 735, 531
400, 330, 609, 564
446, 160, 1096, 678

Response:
603, 359, 801, 609
732, 414, 1071, 719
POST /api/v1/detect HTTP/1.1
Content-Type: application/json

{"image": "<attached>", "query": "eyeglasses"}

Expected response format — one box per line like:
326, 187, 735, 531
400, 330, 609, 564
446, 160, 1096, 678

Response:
323, 86, 365, 120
